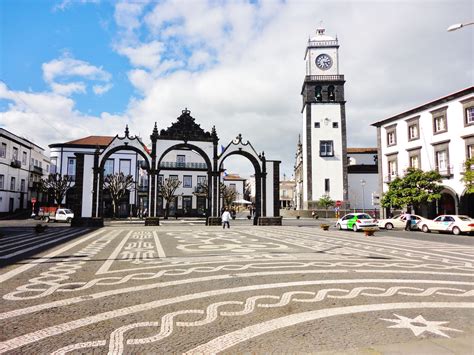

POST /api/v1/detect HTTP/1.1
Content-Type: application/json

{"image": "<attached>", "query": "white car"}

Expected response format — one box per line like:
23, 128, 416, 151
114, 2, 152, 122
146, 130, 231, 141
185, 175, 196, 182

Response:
377, 214, 428, 230
418, 215, 474, 235
336, 213, 378, 232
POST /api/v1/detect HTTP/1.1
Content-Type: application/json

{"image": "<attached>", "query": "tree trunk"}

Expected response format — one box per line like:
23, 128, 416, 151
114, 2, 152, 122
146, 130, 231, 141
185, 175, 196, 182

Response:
164, 201, 169, 220
112, 200, 117, 218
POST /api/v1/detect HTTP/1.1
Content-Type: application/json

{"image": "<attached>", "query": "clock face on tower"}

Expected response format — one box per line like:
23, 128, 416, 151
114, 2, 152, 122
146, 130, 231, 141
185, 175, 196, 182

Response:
315, 54, 333, 70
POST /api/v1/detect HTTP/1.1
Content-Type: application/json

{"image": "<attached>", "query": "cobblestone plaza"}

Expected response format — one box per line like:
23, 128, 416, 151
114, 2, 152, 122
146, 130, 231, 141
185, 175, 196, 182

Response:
0, 225, 473, 353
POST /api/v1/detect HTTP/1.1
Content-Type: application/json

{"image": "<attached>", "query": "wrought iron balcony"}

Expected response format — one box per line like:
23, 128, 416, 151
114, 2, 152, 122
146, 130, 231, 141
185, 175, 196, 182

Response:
30, 165, 43, 174
159, 161, 207, 169
10, 159, 21, 168
194, 185, 207, 194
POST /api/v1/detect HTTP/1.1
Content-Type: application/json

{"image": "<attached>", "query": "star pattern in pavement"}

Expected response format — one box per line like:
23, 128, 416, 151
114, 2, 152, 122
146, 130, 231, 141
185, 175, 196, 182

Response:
380, 314, 463, 338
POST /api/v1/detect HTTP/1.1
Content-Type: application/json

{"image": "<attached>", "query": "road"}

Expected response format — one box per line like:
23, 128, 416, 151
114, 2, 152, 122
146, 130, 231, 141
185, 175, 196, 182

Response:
0, 223, 473, 354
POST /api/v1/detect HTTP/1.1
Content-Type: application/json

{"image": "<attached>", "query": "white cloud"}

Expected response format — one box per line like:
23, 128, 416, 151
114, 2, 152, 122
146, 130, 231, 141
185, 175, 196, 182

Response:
43, 54, 111, 83
116, 41, 164, 70
93, 83, 113, 95
0, 82, 127, 149
53, 0, 100, 12
41, 53, 112, 97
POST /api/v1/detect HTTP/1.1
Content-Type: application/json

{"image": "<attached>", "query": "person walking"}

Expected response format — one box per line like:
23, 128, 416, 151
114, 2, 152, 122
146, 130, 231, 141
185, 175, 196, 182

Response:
403, 210, 412, 231
222, 207, 231, 229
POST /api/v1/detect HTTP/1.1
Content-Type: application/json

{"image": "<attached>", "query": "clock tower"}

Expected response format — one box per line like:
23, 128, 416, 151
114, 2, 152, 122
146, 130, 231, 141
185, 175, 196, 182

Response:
301, 27, 348, 208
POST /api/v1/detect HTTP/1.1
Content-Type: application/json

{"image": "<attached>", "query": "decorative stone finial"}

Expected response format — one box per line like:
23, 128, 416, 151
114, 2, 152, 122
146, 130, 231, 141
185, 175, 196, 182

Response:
182, 107, 191, 115
125, 125, 130, 137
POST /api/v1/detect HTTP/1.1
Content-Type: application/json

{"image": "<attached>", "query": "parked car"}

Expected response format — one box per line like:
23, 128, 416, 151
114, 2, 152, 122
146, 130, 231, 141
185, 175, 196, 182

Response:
418, 215, 474, 235
38, 207, 74, 223
377, 214, 428, 230
336, 213, 378, 232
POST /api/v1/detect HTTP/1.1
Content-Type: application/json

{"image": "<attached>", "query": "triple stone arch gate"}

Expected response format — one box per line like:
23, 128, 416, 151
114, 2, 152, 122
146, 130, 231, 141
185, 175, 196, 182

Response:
72, 109, 280, 226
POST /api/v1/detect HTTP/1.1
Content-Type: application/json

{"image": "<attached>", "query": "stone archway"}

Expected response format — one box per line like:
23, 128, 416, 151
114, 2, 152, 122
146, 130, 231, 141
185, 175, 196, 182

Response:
437, 186, 459, 216
92, 126, 152, 218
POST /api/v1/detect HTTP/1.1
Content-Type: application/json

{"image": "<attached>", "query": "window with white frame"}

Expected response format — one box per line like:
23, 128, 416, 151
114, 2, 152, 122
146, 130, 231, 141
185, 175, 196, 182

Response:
433, 115, 447, 133
229, 183, 236, 191
468, 144, 474, 159
197, 175, 207, 186
466, 107, 474, 123
319, 140, 334, 157
386, 130, 396, 146
177, 155, 186, 168
22, 151, 27, 165
50, 157, 57, 173
433, 141, 450, 176
408, 123, 419, 140
183, 175, 192, 188
158, 174, 164, 186
12, 147, 18, 161
388, 158, 397, 177
67, 158, 76, 179
431, 106, 448, 134
462, 98, 474, 126
20, 179, 25, 192
0, 143, 6, 158
10, 177, 16, 190
169, 175, 179, 181
409, 155, 420, 169
119, 159, 131, 175
435, 150, 448, 172
103, 159, 114, 176
0, 174, 4, 189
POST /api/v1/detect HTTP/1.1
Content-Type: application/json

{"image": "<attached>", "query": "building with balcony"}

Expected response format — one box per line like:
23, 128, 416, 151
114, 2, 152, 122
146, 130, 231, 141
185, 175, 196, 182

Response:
0, 128, 50, 215
372, 86, 474, 218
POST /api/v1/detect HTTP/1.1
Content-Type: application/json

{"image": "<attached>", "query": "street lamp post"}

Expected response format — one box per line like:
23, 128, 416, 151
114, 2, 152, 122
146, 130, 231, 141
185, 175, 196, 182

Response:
360, 179, 366, 213
447, 22, 474, 32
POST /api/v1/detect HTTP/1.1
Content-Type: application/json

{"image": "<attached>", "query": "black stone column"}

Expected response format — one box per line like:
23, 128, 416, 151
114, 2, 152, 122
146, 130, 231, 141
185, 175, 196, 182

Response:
73, 153, 84, 218
91, 149, 100, 218
273, 161, 280, 217
149, 123, 159, 218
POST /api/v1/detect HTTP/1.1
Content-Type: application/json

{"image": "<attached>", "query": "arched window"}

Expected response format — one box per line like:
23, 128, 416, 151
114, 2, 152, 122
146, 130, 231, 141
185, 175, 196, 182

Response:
328, 85, 335, 101
315, 86, 322, 101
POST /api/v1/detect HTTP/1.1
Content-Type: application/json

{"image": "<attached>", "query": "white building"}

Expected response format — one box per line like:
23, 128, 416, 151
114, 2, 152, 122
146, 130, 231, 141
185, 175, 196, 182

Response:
223, 174, 246, 201
300, 27, 348, 209
372, 87, 474, 218
0, 128, 50, 215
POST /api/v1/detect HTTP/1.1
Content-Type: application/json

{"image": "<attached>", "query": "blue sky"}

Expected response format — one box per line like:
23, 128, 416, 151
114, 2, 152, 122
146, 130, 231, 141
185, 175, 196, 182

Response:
1, 0, 473, 177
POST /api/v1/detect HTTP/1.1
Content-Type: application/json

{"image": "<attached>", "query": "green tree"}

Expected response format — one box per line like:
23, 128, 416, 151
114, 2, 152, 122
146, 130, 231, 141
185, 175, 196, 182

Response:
159, 178, 182, 219
461, 157, 474, 194
40, 173, 72, 207
103, 173, 135, 218
318, 194, 335, 218
381, 168, 443, 210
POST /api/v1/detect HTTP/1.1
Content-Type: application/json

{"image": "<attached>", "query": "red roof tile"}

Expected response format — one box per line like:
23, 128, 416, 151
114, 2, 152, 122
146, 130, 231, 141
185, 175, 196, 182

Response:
65, 136, 114, 146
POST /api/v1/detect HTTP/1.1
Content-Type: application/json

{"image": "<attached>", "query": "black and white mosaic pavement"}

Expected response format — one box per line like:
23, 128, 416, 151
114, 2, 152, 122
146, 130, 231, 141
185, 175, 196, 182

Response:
0, 226, 473, 353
